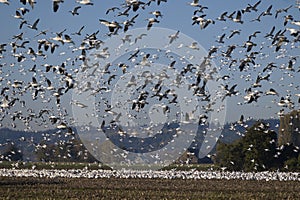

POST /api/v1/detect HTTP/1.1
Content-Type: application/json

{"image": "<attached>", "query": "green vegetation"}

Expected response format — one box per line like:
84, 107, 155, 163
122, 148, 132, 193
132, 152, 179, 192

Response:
279, 110, 300, 146
214, 121, 300, 171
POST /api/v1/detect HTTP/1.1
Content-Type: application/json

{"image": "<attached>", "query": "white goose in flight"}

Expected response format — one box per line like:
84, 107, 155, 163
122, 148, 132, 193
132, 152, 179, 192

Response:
77, 0, 93, 6
0, 0, 9, 5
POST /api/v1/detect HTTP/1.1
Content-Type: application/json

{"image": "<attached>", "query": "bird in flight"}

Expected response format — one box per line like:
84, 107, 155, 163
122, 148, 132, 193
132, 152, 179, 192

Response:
27, 18, 40, 30
99, 19, 122, 33
69, 6, 81, 16
53, 0, 64, 12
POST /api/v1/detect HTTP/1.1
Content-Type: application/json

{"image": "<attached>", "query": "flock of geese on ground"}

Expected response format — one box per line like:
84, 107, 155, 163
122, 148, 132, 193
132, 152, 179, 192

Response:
0, 168, 300, 181
0, 0, 299, 166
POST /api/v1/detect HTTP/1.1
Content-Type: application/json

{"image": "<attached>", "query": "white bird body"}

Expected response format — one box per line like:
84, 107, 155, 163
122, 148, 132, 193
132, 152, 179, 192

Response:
77, 0, 93, 5
0, 0, 9, 5
291, 21, 300, 26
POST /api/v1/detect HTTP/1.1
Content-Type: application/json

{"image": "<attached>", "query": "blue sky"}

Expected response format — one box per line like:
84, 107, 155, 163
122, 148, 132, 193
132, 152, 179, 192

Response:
0, 0, 299, 131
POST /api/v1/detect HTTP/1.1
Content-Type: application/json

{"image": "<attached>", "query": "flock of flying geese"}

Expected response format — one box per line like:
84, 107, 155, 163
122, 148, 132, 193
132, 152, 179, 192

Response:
0, 0, 299, 166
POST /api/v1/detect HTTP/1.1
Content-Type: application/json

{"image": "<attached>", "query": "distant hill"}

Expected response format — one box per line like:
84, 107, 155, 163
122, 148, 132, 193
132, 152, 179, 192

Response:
0, 118, 280, 162
0, 128, 76, 161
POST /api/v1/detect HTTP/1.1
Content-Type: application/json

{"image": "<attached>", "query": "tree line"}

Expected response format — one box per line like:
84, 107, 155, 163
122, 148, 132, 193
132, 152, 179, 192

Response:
214, 111, 300, 171
1, 110, 300, 171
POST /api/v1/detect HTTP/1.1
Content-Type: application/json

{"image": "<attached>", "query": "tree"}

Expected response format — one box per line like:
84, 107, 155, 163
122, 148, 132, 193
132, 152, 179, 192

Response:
278, 110, 300, 146
241, 122, 277, 171
275, 143, 300, 170
214, 140, 244, 171
214, 121, 278, 171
